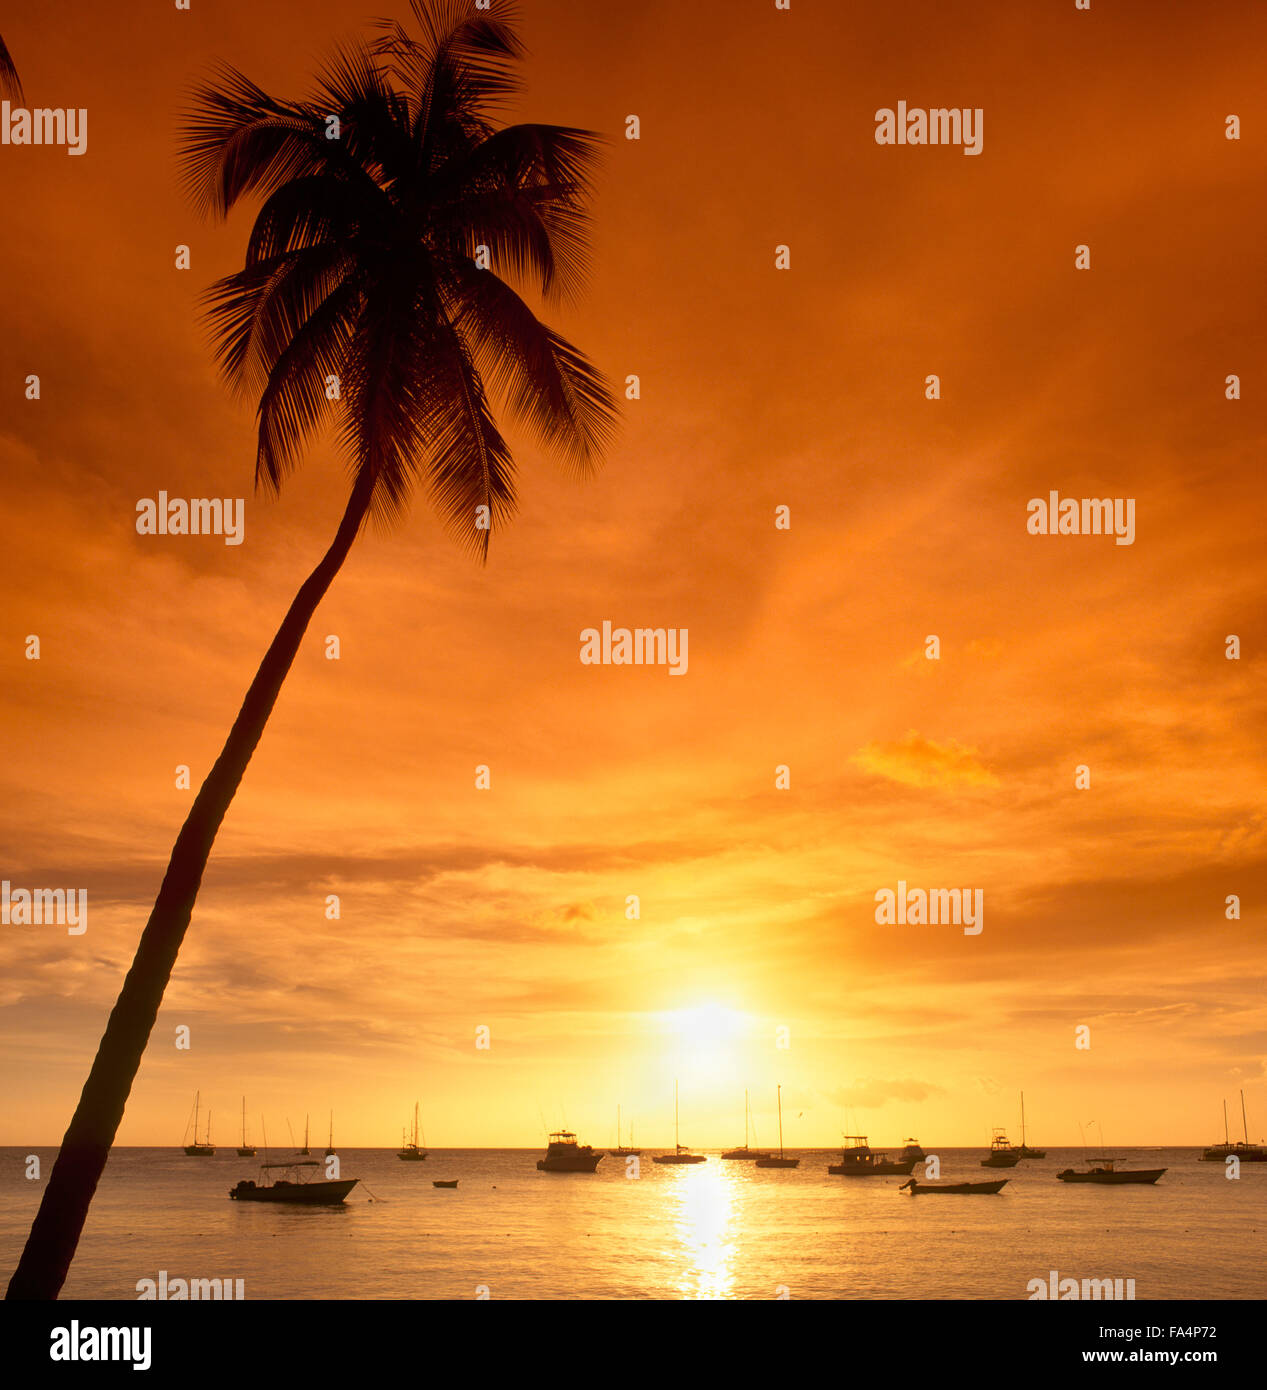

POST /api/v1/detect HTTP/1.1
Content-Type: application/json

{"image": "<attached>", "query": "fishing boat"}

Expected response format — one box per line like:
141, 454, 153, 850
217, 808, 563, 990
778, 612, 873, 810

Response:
297, 1114, 310, 1156
1014, 1092, 1046, 1159
1201, 1092, 1267, 1162
433, 1179, 459, 1189
899, 1138, 925, 1162
1056, 1157, 1165, 1185
609, 1105, 641, 1157
900, 1178, 1008, 1195
980, 1129, 1021, 1168
325, 1112, 336, 1158
721, 1089, 770, 1160
235, 1096, 255, 1157
183, 1091, 215, 1156
827, 1136, 915, 1176
754, 1085, 799, 1168
229, 1159, 357, 1205
398, 1101, 428, 1161
651, 1080, 708, 1164
536, 1130, 603, 1172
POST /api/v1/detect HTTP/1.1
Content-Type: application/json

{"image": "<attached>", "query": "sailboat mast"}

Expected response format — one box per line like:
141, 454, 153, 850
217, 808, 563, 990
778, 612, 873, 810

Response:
242, 1096, 247, 1146
744, 1088, 749, 1149
193, 1091, 200, 1144
617, 1104, 621, 1149
777, 1084, 784, 1157
675, 1080, 680, 1149
1224, 1098, 1230, 1145
1020, 1092, 1026, 1145
1241, 1090, 1249, 1145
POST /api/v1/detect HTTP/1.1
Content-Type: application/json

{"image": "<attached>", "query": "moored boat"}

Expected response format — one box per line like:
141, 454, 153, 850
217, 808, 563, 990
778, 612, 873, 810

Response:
1201, 1092, 1267, 1162
229, 1159, 357, 1205
537, 1130, 603, 1172
235, 1096, 255, 1157
1056, 1158, 1165, 1185
721, 1089, 770, 1161
753, 1084, 799, 1168
183, 1091, 215, 1156
900, 1178, 1008, 1195
609, 1104, 641, 1157
651, 1080, 708, 1164
899, 1138, 925, 1162
980, 1129, 1021, 1168
432, 1179, 459, 1188
1013, 1092, 1046, 1158
827, 1136, 915, 1176
398, 1101, 428, 1161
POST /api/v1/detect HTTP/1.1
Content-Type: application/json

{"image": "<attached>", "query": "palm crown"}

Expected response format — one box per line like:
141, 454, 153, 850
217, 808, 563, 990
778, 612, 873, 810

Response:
179, 0, 616, 554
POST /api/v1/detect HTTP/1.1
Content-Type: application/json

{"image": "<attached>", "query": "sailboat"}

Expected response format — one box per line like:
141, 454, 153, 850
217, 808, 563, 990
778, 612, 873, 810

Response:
236, 1096, 255, 1157
183, 1091, 215, 1156
754, 1085, 799, 1168
1201, 1092, 1266, 1162
721, 1089, 770, 1160
397, 1101, 428, 1161
325, 1111, 336, 1158
1014, 1091, 1046, 1159
609, 1105, 641, 1157
296, 1114, 310, 1156
651, 1080, 707, 1164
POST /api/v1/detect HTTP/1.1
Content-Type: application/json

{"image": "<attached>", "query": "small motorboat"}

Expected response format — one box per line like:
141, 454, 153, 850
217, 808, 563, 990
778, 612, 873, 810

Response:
900, 1178, 1008, 1195
230, 1160, 358, 1205
1056, 1158, 1165, 1185
432, 1179, 459, 1189
899, 1138, 926, 1162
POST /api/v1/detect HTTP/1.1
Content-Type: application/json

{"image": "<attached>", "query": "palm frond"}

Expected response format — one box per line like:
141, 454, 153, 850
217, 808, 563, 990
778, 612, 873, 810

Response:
0, 34, 22, 103
450, 266, 616, 474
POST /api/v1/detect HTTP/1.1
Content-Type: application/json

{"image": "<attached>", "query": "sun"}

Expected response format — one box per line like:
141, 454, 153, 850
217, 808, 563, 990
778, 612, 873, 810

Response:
661, 1003, 751, 1047
653, 1003, 754, 1090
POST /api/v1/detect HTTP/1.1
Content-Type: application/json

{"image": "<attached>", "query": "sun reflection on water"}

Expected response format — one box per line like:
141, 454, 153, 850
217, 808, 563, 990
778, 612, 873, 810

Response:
666, 1159, 737, 1299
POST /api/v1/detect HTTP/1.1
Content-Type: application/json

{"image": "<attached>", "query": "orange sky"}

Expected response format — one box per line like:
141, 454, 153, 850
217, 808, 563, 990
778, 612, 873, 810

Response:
1, 0, 1265, 1150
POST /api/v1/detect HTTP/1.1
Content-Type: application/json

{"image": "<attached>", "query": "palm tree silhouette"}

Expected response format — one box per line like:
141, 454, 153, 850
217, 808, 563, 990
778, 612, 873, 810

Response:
7, 0, 614, 1300
0, 34, 23, 102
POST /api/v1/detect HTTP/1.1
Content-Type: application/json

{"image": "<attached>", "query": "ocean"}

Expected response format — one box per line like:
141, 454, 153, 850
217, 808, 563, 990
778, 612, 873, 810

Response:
1, 1147, 1262, 1300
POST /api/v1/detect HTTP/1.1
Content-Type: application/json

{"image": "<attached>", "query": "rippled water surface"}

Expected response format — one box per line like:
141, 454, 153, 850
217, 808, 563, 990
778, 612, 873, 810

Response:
1, 1147, 1262, 1299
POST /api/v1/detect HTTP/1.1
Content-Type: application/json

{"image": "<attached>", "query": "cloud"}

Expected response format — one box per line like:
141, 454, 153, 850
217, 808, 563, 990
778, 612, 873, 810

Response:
853, 731, 999, 788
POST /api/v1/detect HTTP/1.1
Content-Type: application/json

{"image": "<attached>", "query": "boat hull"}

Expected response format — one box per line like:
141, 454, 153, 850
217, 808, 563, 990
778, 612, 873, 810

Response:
754, 1157, 799, 1168
537, 1155, 603, 1172
828, 1159, 915, 1176
1057, 1168, 1165, 1184
980, 1154, 1020, 1168
902, 1179, 1008, 1194
398, 1149, 428, 1161
433, 1179, 459, 1188
1013, 1146, 1046, 1159
236, 1147, 255, 1157
652, 1153, 707, 1164
720, 1149, 769, 1161
183, 1145, 215, 1156
230, 1177, 358, 1205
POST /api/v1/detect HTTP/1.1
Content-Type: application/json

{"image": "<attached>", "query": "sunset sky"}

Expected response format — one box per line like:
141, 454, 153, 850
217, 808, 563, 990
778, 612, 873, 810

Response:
1, 0, 1265, 1150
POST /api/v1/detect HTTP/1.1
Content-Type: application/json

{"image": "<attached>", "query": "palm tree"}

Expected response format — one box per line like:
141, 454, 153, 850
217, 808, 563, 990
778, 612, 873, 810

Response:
7, 0, 614, 1300
0, 34, 23, 101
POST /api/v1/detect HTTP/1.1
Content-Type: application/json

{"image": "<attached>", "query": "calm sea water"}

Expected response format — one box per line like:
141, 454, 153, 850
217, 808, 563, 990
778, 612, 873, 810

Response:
1, 1147, 1262, 1300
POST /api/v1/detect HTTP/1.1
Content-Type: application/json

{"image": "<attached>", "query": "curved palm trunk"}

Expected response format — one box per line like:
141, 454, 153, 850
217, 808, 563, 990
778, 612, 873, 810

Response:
6, 471, 375, 1300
